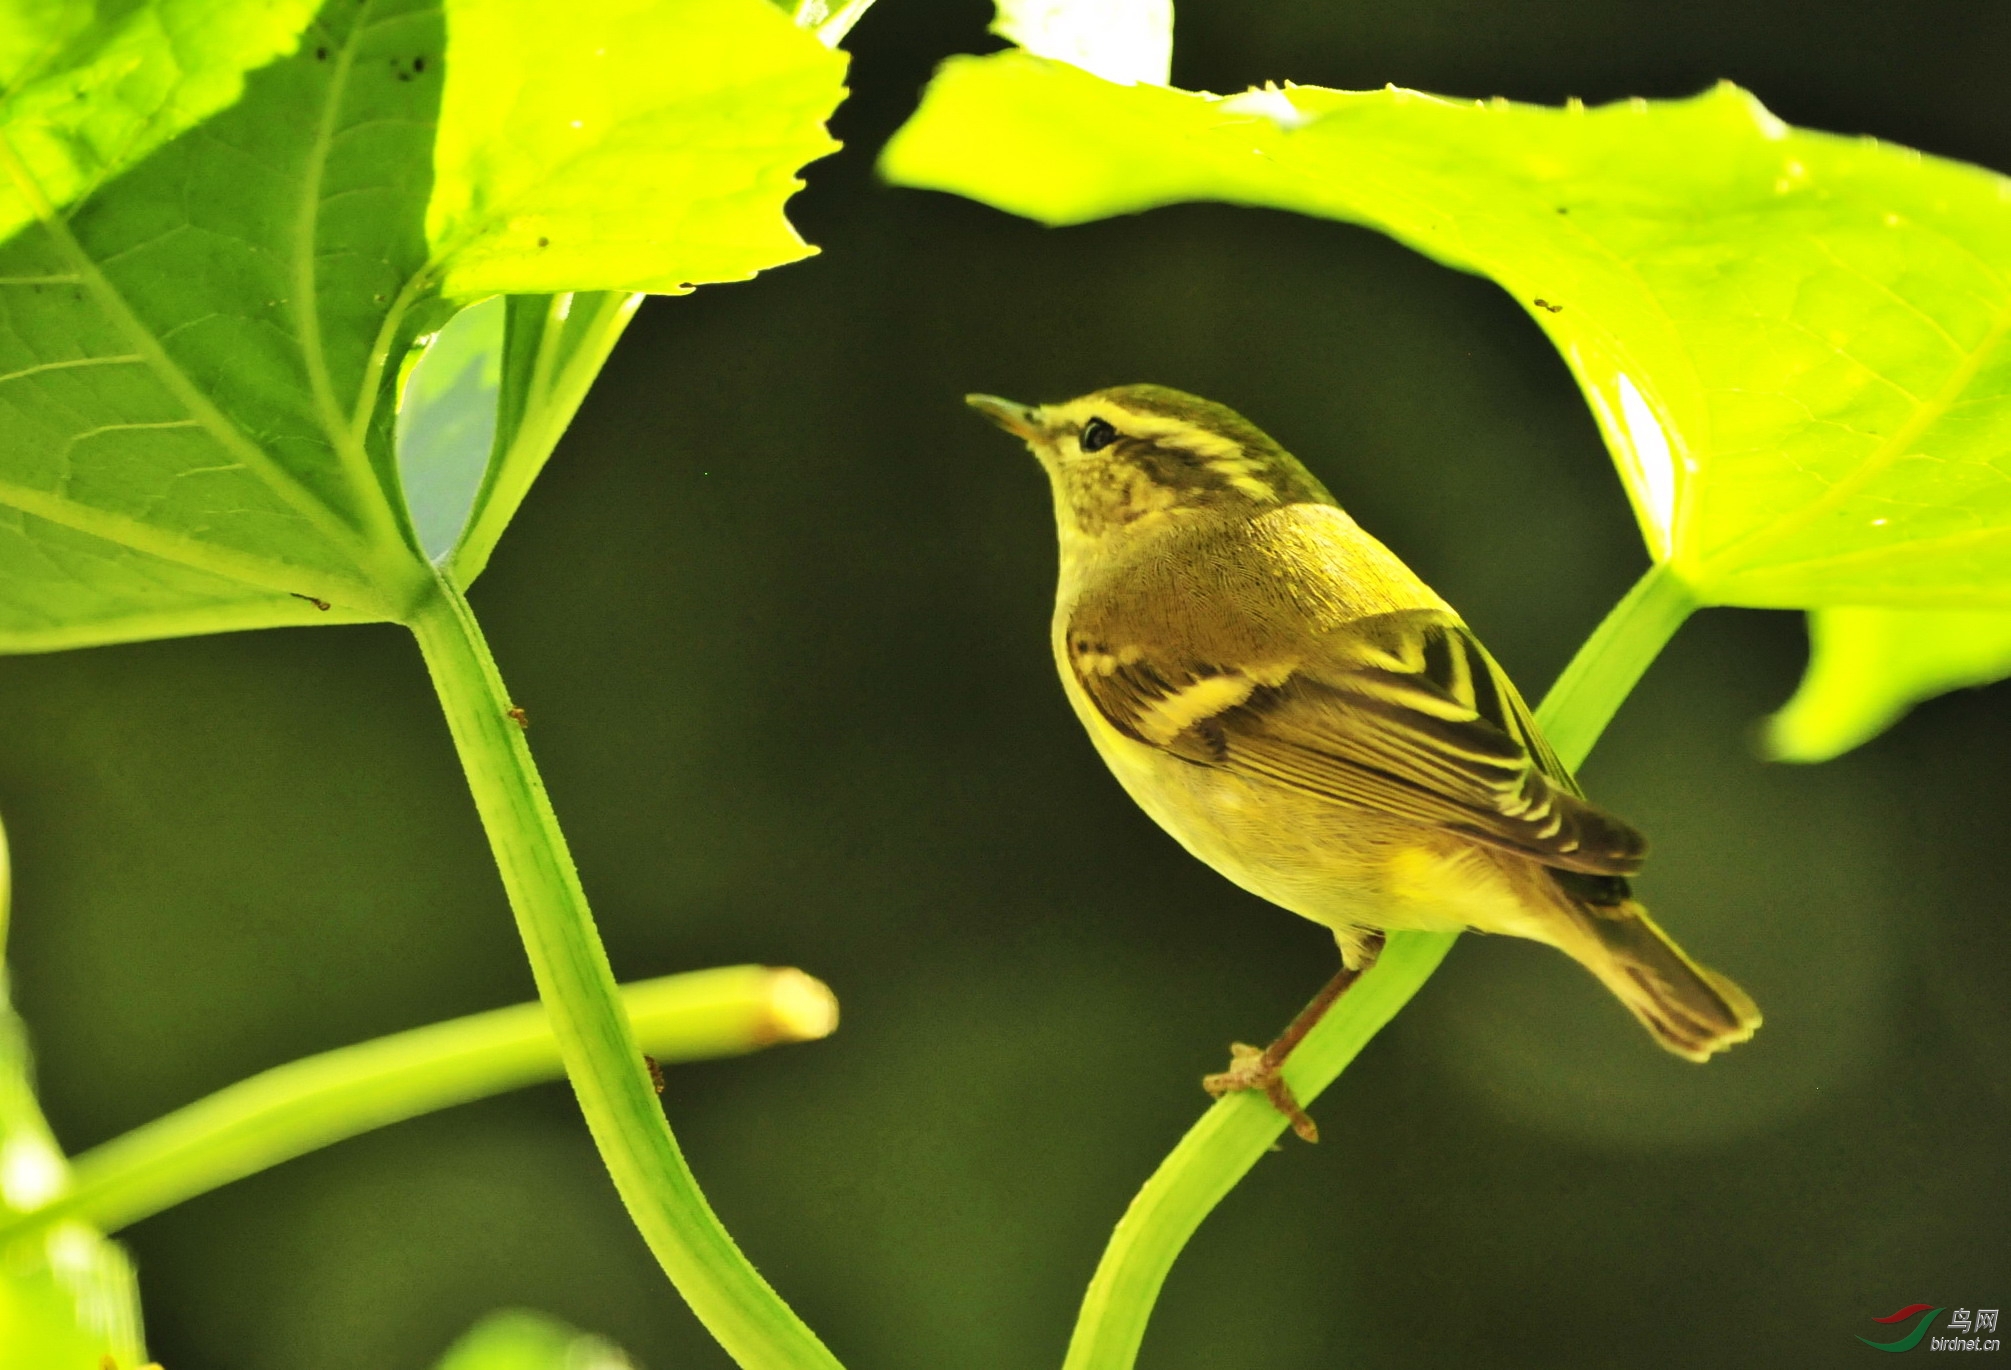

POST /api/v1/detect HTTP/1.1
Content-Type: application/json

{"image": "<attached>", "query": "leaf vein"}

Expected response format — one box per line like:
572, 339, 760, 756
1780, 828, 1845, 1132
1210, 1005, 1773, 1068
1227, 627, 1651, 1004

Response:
0, 353, 145, 385
1806, 234, 1974, 357
0, 132, 368, 560
1701, 284, 2011, 572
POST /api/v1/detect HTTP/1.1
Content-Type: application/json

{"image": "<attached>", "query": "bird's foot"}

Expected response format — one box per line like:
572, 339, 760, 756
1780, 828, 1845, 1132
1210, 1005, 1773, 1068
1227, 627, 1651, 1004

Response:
1202, 1042, 1319, 1143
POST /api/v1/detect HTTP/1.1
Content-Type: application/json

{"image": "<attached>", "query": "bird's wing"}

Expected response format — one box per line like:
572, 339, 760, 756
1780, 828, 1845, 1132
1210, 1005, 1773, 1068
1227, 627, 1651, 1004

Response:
1065, 606, 1645, 875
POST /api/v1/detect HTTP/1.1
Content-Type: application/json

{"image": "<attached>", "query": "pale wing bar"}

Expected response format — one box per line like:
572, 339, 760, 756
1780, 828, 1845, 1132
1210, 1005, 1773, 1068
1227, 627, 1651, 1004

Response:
1068, 608, 1646, 875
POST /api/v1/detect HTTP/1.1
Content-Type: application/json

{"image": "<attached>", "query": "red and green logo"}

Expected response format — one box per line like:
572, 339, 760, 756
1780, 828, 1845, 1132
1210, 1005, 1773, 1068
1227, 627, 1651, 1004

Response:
1860, 1305, 1944, 1353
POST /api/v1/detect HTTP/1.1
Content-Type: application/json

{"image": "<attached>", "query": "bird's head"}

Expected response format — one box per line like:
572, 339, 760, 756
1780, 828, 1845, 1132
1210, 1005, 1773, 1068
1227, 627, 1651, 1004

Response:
966, 385, 1333, 548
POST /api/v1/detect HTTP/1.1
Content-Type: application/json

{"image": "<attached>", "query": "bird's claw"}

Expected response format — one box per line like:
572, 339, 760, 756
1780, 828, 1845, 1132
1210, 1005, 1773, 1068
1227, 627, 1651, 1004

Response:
1202, 1042, 1320, 1143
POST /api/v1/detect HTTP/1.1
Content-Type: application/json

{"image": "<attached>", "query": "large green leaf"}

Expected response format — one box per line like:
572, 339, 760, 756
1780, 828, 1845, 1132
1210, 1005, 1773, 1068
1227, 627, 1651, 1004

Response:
0, 0, 320, 245
0, 0, 847, 654
0, 0, 441, 646
429, 0, 845, 297
880, 53, 2011, 752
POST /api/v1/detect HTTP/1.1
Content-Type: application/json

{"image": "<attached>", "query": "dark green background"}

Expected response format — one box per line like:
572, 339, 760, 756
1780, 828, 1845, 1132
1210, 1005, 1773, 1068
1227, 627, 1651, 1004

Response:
5, 1, 2008, 1366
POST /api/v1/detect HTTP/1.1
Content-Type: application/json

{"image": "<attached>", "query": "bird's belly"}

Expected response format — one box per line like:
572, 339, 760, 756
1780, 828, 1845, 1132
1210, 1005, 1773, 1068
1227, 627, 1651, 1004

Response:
1069, 692, 1539, 942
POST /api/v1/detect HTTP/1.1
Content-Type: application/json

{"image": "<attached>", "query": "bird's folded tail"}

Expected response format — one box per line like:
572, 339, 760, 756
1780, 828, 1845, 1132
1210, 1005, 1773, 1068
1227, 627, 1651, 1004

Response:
1562, 899, 1761, 1062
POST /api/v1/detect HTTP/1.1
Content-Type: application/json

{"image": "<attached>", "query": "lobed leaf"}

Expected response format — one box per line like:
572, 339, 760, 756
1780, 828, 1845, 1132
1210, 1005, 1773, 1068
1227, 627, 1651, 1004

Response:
428, 0, 846, 298
0, 0, 849, 653
0, 0, 450, 645
0, 0, 319, 246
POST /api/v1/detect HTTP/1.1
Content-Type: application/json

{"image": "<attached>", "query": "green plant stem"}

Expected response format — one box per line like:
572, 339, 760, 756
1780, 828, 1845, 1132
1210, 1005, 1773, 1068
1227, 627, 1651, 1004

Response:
0, 806, 69, 1220
0, 814, 150, 1367
0, 985, 66, 1219
0, 965, 835, 1243
407, 573, 842, 1370
1534, 561, 1699, 767
449, 291, 643, 588
1061, 561, 1698, 1370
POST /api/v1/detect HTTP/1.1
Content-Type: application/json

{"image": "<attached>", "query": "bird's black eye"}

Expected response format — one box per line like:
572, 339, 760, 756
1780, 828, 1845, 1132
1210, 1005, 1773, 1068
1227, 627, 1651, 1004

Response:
1080, 417, 1119, 452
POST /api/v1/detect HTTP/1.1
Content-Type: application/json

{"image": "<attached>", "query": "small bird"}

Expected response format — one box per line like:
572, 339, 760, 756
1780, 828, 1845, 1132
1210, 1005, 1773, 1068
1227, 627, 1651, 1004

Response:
968, 384, 1759, 1140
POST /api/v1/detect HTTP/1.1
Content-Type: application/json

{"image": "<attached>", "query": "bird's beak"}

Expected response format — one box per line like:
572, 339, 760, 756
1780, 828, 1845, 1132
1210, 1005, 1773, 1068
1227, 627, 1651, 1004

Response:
965, 393, 1040, 440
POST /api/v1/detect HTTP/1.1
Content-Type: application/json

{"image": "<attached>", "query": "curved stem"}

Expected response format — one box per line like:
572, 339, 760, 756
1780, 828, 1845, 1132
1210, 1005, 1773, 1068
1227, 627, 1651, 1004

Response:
408, 573, 842, 1370
0, 807, 69, 1219
1532, 561, 1699, 766
0, 816, 152, 1367
0, 965, 836, 1243
1061, 561, 1698, 1370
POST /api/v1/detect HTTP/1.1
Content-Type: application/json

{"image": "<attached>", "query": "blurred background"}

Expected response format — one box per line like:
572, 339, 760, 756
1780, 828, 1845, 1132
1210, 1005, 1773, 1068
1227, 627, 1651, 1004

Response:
3, 0, 2008, 1366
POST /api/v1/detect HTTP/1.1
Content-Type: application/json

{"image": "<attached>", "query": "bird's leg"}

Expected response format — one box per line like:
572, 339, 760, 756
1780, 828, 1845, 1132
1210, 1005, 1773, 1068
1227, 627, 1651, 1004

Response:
1202, 933, 1385, 1143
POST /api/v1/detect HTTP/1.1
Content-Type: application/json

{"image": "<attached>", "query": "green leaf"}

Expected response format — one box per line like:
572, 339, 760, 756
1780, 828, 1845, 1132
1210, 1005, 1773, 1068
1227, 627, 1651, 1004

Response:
1767, 606, 2011, 760
433, 1309, 632, 1370
0, 0, 320, 245
0, 508, 369, 654
881, 57, 2011, 616
0, 0, 449, 647
0, 0, 849, 653
427, 0, 846, 298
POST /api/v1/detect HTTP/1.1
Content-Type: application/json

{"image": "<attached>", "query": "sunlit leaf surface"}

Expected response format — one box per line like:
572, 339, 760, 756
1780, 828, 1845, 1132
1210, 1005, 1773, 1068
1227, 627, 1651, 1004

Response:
0, 0, 847, 653
1767, 606, 2011, 760
0, 0, 319, 244
883, 52, 2011, 757
0, 0, 443, 647
882, 55, 2011, 614
429, 0, 845, 297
